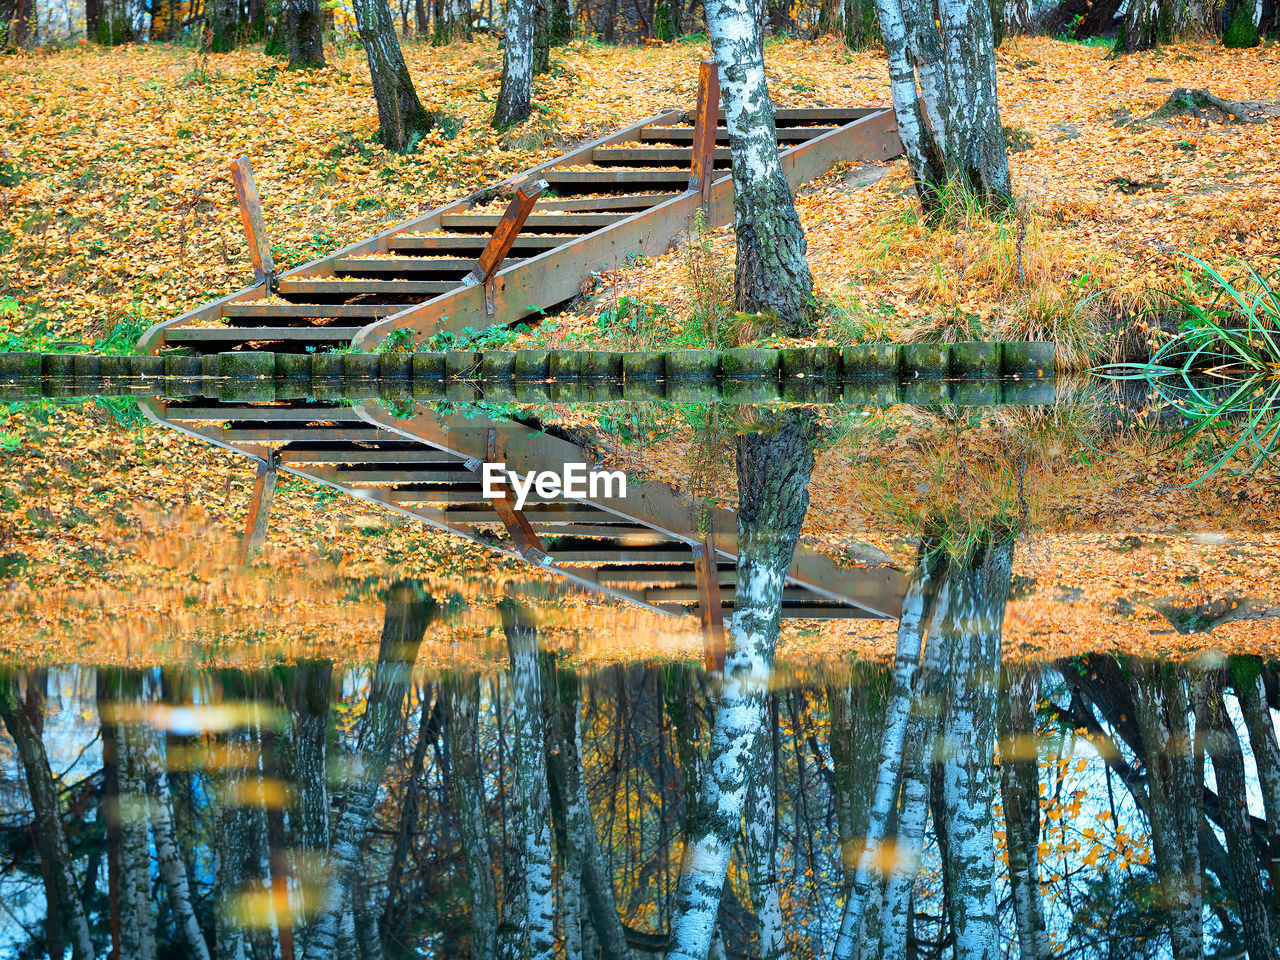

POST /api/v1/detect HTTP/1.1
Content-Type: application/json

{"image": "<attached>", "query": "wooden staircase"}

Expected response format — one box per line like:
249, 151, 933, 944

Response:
138, 396, 908, 654
140, 61, 901, 356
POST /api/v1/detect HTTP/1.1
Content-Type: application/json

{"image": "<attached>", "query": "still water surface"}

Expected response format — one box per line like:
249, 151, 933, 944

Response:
0, 384, 1277, 959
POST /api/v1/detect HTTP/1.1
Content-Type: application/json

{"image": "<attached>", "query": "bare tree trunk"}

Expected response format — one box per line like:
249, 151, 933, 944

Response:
494, 0, 535, 127
1129, 659, 1203, 960
302, 584, 438, 960
1230, 655, 1280, 909
934, 534, 1015, 960
1118, 0, 1174, 51
744, 703, 788, 960
113, 672, 158, 960
665, 410, 815, 960
415, 0, 428, 33
998, 664, 1050, 960
842, 0, 876, 45
501, 601, 556, 960
352, 0, 430, 150
205, 0, 239, 49
447, 672, 500, 959
705, 0, 814, 336
830, 548, 942, 956
279, 0, 326, 67
0, 673, 95, 960
1198, 670, 1276, 959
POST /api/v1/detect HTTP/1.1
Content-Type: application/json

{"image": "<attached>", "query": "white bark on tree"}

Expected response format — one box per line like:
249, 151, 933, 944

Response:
494, 0, 535, 127
500, 600, 557, 960
744, 707, 789, 960
704, 0, 814, 334
118, 707, 159, 960
1230, 656, 1280, 894
665, 411, 815, 960
830, 549, 942, 957
934, 535, 1015, 960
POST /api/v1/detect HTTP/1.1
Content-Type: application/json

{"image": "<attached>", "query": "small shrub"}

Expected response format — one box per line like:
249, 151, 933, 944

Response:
681, 209, 734, 347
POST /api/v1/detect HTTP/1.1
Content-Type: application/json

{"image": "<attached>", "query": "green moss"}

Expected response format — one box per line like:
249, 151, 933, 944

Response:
1223, 3, 1260, 47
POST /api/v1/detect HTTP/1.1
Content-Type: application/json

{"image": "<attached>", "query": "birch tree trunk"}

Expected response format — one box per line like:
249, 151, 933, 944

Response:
1128, 659, 1203, 960
934, 533, 1015, 960
291, 659, 333, 857
1118, 0, 1174, 51
447, 671, 501, 959
1229, 655, 1280, 905
0, 673, 95, 960
500, 600, 557, 960
998, 663, 1050, 960
302, 583, 438, 960
494, 0, 535, 127
144, 724, 213, 960
665, 409, 815, 960
1197, 670, 1276, 959
705, 0, 815, 335
830, 547, 942, 957
744, 705, 788, 960
936, 0, 1012, 203
351, 0, 430, 151
116, 674, 159, 960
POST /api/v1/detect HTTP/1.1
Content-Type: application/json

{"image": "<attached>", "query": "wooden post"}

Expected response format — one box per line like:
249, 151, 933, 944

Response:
689, 58, 721, 207
472, 427, 550, 563
239, 455, 278, 564
464, 177, 548, 316
694, 534, 726, 672
230, 156, 276, 288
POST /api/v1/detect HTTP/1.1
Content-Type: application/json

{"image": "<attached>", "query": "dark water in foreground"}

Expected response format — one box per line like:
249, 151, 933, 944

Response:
0, 386, 1278, 959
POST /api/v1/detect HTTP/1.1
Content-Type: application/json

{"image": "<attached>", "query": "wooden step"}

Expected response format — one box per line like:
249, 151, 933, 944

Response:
554, 550, 697, 564
221, 303, 412, 320
534, 192, 682, 211
388, 234, 577, 252
280, 449, 459, 465
333, 256, 478, 275
167, 326, 363, 343
331, 469, 477, 485
168, 405, 363, 423
439, 212, 627, 231
543, 171, 689, 187
593, 147, 728, 165
645, 586, 817, 603
640, 126, 838, 143
276, 278, 459, 297
212, 428, 392, 443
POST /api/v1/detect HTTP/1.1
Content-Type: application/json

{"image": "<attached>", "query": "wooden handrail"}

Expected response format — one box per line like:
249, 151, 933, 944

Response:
230, 156, 276, 288
689, 58, 721, 206
465, 177, 548, 315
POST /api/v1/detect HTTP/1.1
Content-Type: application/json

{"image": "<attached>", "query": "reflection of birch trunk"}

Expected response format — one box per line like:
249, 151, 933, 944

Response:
115, 672, 159, 960
1128, 659, 1203, 960
830, 548, 942, 957
998, 663, 1049, 960
144, 722, 213, 960
446, 671, 500, 959
826, 663, 890, 883
500, 599, 556, 960
744, 700, 788, 960
291, 660, 333, 857
544, 660, 630, 960
1229, 655, 1280, 908
0, 672, 95, 960
666, 410, 815, 960
934, 535, 1014, 960
302, 583, 437, 960
1197, 670, 1276, 959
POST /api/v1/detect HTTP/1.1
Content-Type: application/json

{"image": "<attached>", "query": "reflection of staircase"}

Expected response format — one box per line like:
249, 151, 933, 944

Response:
139, 397, 908, 636
139, 62, 900, 355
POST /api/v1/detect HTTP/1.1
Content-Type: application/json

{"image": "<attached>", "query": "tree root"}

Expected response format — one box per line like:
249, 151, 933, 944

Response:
1139, 87, 1268, 125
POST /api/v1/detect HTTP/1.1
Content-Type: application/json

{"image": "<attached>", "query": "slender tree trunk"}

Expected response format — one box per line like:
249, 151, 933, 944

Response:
1198, 670, 1276, 959
144, 724, 213, 960
446, 672, 500, 960
85, 0, 100, 39
205, 0, 239, 49
280, 0, 326, 68
494, 0, 535, 127
533, 0, 550, 72
744, 703, 788, 960
292, 660, 332, 857
501, 600, 556, 960
415, 0, 428, 33
116, 680, 159, 960
302, 584, 438, 960
0, 673, 95, 960
998, 664, 1050, 960
934, 533, 1015, 960
842, 0, 876, 45
825, 664, 890, 880
1129, 659, 1203, 960
830, 548, 942, 956
704, 0, 814, 335
1230, 655, 1280, 910
665, 410, 815, 960
352, 0, 430, 150
1119, 0, 1174, 51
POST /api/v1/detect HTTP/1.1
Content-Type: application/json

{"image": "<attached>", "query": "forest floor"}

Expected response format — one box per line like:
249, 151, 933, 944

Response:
0, 35, 1278, 357
2, 36, 1279, 665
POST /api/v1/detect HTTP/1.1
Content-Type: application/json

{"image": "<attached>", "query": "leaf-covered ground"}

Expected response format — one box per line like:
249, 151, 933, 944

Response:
1, 35, 1277, 348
